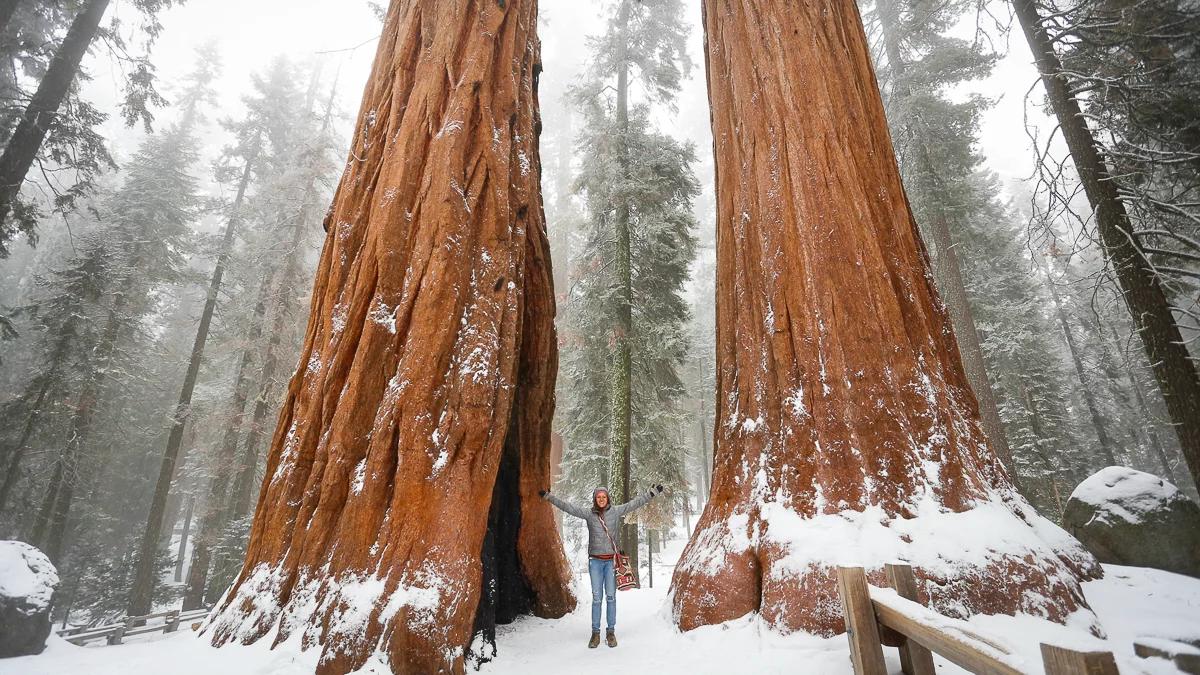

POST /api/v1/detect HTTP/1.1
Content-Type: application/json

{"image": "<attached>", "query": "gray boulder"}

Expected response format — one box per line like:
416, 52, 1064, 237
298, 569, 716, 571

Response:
0, 540, 59, 658
1063, 467, 1200, 578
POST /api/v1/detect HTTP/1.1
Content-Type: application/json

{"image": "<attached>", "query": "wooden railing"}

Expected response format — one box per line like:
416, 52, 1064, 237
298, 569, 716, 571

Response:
837, 564, 1120, 675
57, 607, 211, 646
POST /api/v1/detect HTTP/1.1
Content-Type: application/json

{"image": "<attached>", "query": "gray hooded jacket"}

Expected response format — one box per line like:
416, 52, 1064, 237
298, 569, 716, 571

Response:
545, 488, 657, 557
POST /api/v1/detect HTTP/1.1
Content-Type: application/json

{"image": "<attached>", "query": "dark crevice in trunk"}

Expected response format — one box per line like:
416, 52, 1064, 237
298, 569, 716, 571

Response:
469, 395, 533, 668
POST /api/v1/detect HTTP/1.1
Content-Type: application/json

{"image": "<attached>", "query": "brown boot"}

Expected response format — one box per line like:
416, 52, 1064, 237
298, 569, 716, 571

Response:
588, 630, 600, 649
606, 629, 617, 648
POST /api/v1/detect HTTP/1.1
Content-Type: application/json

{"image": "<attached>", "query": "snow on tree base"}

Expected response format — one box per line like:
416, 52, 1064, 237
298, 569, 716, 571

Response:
204, 561, 461, 669
671, 492, 1101, 635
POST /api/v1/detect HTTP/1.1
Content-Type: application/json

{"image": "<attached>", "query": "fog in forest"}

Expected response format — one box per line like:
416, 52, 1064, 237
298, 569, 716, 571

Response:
1, 0, 1197, 671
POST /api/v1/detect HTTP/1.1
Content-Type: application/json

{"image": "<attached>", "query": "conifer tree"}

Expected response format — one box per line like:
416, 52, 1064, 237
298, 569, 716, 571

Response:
558, 0, 696, 574
24, 70, 202, 568
950, 174, 1087, 514
0, 0, 181, 256
185, 58, 337, 608
867, 0, 1015, 475
1013, 0, 1200, 493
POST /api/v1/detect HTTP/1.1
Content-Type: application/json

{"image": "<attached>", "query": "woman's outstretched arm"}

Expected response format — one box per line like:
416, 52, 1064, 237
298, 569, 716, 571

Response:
542, 490, 589, 519
612, 485, 663, 517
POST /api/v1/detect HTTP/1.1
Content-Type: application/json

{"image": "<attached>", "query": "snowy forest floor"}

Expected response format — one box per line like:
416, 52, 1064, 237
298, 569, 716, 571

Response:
7, 534, 1200, 674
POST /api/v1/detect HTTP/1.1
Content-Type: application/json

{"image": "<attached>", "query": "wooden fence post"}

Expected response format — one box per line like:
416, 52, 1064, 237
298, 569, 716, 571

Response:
165, 609, 180, 633
837, 566, 888, 675
107, 619, 130, 646
885, 563, 937, 675
1041, 644, 1120, 675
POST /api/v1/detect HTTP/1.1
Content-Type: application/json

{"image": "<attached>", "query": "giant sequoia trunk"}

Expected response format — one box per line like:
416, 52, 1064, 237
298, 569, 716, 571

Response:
671, 0, 1099, 636
204, 2, 575, 673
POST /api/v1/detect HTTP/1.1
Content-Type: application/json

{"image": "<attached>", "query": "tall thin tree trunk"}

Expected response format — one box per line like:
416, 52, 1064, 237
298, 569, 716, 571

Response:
606, 0, 638, 575
174, 490, 194, 582
549, 96, 573, 293
227, 243, 298, 523
184, 269, 272, 609
647, 528, 654, 589
0, 373, 53, 514
1102, 325, 1179, 483
1013, 0, 1200, 492
127, 152, 255, 616
0, 314, 80, 514
698, 395, 711, 497
0, 0, 110, 252
1036, 255, 1119, 466
209, 192, 309, 592
1021, 381, 1066, 518
31, 299, 122, 564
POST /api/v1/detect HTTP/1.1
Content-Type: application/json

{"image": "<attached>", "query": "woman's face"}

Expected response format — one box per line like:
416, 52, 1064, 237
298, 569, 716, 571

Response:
596, 492, 609, 508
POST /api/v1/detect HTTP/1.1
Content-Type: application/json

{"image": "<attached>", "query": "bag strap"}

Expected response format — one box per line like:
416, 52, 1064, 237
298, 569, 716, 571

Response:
596, 508, 623, 567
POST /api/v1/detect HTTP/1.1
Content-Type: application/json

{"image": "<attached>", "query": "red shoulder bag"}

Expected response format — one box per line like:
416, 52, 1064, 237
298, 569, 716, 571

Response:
598, 512, 639, 591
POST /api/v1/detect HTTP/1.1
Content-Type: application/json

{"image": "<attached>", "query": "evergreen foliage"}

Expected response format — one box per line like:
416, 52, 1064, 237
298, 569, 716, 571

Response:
1051, 0, 1200, 332
557, 0, 697, 534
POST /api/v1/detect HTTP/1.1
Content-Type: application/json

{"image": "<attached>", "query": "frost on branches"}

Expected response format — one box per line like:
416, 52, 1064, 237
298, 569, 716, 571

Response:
670, 0, 1100, 636
202, 2, 574, 674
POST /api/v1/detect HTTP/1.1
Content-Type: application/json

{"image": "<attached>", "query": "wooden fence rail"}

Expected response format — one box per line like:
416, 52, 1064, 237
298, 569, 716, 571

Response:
57, 607, 211, 646
837, 564, 1120, 675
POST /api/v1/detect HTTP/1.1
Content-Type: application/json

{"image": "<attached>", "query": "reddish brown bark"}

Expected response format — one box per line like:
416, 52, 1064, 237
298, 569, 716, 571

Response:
204, 1, 574, 672
671, 0, 1099, 636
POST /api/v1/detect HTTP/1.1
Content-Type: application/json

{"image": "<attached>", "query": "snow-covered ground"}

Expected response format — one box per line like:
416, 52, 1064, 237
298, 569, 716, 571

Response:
6, 534, 1199, 674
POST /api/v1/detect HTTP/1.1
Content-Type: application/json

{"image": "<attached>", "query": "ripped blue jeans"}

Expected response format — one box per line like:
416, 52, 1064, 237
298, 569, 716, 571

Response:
588, 557, 616, 632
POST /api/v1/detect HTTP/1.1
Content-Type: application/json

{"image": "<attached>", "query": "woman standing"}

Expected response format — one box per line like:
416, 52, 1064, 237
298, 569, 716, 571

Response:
540, 484, 664, 648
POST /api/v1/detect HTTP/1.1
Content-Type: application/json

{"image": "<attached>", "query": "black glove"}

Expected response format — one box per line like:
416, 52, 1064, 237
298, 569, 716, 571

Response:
654, 484, 664, 494
538, 489, 549, 499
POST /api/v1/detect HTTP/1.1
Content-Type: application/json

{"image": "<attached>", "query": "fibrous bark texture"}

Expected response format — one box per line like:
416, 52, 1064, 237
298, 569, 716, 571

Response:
671, 0, 1100, 636
204, 1, 575, 673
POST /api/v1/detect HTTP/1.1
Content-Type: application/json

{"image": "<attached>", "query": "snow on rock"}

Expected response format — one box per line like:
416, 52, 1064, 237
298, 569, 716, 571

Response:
0, 541, 58, 613
0, 540, 60, 657
1063, 467, 1200, 578
1069, 466, 1185, 524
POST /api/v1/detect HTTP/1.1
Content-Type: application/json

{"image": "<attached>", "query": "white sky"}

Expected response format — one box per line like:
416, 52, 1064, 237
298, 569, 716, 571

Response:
83, 0, 1058, 223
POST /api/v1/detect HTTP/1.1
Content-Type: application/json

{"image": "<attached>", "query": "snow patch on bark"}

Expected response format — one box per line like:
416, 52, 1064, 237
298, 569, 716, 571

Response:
351, 459, 367, 495
369, 301, 396, 334
435, 118, 463, 139
271, 421, 302, 487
